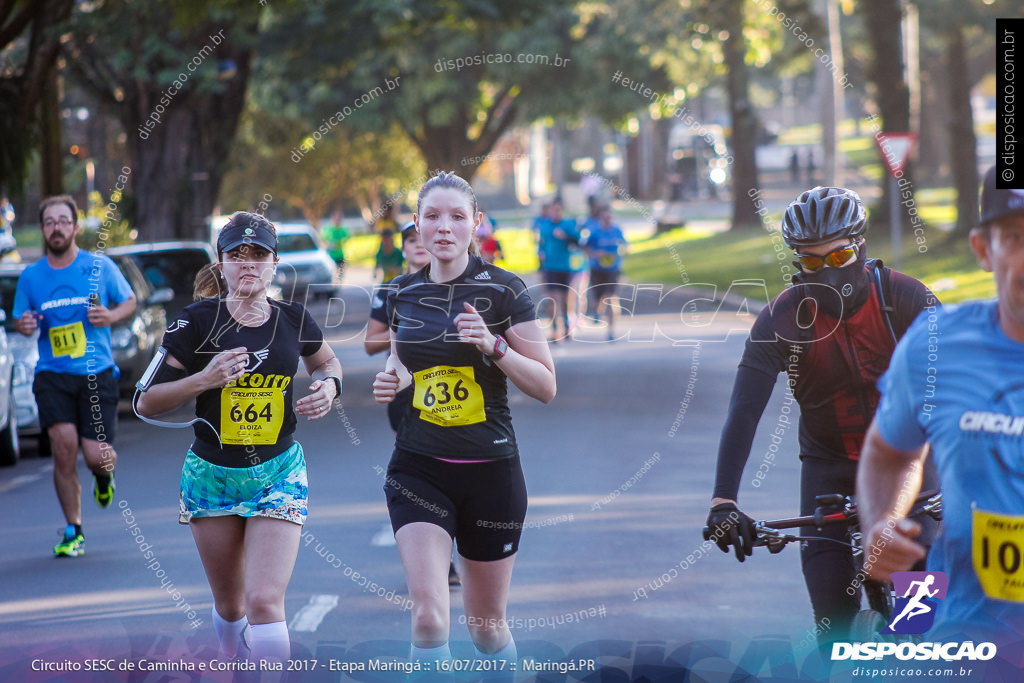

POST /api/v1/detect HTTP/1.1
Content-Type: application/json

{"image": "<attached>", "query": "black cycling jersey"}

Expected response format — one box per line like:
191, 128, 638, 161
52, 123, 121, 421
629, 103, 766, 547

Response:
713, 266, 934, 501
385, 255, 536, 461
160, 297, 324, 467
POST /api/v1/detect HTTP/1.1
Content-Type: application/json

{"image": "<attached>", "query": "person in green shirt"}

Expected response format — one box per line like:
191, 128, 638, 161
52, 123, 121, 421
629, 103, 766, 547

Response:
320, 211, 349, 273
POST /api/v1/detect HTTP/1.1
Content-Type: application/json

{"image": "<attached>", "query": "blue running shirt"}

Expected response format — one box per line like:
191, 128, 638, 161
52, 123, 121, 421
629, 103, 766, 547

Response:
876, 300, 1024, 643
13, 250, 133, 376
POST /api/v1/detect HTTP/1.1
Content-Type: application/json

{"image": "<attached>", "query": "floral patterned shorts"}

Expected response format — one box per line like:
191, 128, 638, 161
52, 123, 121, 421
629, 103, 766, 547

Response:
179, 442, 308, 525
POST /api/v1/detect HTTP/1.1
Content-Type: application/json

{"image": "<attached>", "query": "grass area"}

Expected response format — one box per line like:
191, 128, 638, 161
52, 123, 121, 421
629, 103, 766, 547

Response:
17, 208, 991, 305
13, 227, 40, 250
621, 225, 995, 304
343, 227, 541, 274
343, 223, 995, 305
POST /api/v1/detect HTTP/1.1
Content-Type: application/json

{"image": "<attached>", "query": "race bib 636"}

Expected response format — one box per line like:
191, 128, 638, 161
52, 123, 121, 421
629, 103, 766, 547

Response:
413, 365, 485, 427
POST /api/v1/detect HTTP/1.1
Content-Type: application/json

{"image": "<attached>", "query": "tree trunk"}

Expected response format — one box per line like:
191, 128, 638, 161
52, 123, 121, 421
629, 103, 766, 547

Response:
188, 48, 252, 239
948, 24, 979, 239
722, 0, 760, 230
861, 0, 912, 233
412, 90, 519, 184
863, 0, 910, 133
69, 9, 256, 242
125, 104, 195, 241
39, 67, 64, 197
1, 0, 73, 197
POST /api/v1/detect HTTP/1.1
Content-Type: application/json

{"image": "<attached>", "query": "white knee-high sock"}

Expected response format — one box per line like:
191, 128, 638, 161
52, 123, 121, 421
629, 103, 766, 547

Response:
212, 608, 249, 658
410, 642, 451, 662
473, 637, 516, 681
473, 635, 516, 660
248, 620, 290, 664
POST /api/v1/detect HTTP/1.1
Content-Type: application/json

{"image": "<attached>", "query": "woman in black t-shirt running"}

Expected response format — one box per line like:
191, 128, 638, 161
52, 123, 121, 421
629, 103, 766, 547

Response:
138, 212, 343, 665
373, 172, 556, 669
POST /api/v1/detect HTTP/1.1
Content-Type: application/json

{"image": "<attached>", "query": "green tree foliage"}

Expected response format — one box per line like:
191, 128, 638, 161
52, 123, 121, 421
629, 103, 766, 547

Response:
219, 102, 425, 228
0, 0, 74, 197
652, 0, 822, 229
917, 0, 1010, 237
64, 0, 262, 241
254, 0, 673, 180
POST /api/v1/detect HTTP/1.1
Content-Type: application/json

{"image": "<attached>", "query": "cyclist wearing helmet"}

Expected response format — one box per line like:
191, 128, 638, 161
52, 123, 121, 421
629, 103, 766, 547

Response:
705, 186, 939, 643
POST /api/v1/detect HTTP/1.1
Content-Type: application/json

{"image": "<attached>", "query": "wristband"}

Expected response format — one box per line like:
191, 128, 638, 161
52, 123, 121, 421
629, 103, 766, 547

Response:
326, 375, 342, 399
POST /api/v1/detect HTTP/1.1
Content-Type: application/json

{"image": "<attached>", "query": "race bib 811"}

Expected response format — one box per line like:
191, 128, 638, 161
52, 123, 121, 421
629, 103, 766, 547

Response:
413, 365, 485, 427
49, 321, 87, 358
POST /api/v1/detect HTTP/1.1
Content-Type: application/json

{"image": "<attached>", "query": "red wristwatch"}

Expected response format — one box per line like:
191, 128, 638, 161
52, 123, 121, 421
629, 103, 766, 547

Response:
490, 335, 508, 359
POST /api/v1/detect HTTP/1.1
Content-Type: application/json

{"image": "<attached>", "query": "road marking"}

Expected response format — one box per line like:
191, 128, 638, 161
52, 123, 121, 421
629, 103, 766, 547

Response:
288, 594, 339, 632
0, 463, 51, 494
371, 522, 396, 547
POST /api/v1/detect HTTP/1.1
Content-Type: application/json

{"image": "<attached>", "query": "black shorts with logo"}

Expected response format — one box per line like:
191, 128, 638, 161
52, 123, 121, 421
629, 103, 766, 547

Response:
384, 446, 528, 562
33, 368, 118, 442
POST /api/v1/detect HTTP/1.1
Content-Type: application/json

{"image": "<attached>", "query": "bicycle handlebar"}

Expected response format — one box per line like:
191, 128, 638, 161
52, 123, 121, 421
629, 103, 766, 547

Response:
701, 489, 942, 552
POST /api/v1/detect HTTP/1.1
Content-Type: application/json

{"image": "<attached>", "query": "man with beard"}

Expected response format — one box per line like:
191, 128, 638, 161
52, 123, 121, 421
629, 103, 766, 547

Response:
14, 195, 136, 557
704, 186, 939, 644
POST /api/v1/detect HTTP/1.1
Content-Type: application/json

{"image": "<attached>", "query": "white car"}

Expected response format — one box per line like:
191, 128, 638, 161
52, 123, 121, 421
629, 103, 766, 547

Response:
273, 223, 340, 301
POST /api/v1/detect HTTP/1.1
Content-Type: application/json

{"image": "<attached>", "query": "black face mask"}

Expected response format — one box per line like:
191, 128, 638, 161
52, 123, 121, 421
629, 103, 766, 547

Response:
790, 247, 871, 319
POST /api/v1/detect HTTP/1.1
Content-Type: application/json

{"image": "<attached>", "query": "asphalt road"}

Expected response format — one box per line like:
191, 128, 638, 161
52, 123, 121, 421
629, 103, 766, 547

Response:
0, 282, 842, 682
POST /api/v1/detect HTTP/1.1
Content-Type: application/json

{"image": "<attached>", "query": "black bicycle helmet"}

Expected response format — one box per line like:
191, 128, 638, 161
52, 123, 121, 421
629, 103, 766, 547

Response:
781, 186, 867, 249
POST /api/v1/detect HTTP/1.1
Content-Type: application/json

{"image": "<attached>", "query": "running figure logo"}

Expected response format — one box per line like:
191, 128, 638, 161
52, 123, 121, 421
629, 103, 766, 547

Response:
882, 571, 949, 634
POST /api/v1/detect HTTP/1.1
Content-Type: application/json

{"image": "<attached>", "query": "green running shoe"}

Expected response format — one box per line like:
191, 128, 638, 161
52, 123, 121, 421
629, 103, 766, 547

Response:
94, 472, 115, 508
54, 525, 85, 557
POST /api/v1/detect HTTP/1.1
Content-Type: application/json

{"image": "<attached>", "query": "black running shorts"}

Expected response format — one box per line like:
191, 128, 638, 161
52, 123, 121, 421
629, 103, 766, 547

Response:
384, 447, 528, 562
33, 368, 119, 442
386, 385, 414, 433
542, 270, 573, 289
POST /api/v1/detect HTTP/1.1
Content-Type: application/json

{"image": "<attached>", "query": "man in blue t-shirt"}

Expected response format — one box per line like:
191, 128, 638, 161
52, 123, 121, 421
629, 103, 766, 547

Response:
859, 166, 1024, 646
536, 199, 580, 341
581, 206, 626, 340
14, 195, 136, 557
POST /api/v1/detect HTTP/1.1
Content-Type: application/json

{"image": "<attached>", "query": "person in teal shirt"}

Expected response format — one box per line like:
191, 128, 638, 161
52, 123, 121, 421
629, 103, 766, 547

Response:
581, 206, 626, 339
13, 195, 136, 557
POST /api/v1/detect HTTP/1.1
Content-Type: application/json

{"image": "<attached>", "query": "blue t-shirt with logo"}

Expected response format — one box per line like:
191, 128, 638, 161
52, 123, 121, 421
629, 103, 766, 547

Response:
582, 224, 625, 272
13, 250, 134, 376
876, 300, 1024, 643
537, 217, 581, 273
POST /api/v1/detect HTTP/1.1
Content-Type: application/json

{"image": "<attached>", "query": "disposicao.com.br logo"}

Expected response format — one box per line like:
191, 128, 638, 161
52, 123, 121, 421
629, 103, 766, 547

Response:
885, 570, 949, 634
832, 572, 997, 662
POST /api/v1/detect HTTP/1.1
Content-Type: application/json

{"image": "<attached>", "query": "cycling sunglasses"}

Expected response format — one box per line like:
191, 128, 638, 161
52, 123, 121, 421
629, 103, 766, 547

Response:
794, 240, 862, 272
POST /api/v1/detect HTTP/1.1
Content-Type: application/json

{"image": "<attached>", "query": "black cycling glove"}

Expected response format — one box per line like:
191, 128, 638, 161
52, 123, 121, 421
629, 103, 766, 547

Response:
705, 502, 757, 562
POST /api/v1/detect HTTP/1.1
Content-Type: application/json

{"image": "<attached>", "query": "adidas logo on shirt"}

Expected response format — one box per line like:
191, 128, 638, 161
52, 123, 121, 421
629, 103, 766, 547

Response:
503, 543, 514, 553
473, 271, 492, 281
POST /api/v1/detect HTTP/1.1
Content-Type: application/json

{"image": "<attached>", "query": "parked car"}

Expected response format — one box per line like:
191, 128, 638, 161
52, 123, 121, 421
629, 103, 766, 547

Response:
107, 254, 173, 396
273, 223, 340, 301
107, 241, 217, 322
0, 255, 173, 420
0, 265, 23, 464
0, 263, 40, 449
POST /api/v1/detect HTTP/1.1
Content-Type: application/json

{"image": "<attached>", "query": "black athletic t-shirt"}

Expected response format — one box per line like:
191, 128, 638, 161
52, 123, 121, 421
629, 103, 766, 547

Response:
712, 267, 934, 500
160, 297, 324, 467
385, 255, 536, 461
369, 284, 392, 325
